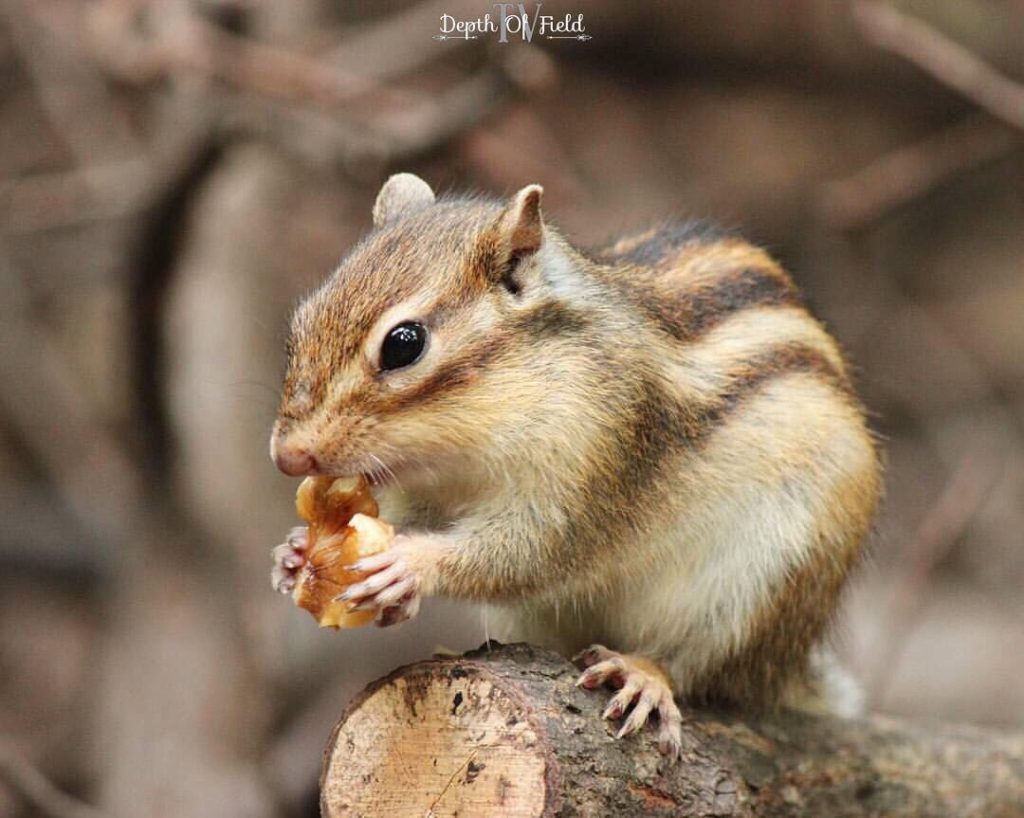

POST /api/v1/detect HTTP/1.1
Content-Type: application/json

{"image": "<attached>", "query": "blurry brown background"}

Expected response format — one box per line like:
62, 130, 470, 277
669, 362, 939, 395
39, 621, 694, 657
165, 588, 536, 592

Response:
1, 1, 1022, 816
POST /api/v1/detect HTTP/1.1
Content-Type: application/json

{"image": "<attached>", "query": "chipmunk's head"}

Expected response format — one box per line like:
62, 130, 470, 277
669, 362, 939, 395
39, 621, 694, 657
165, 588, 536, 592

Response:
270, 173, 589, 482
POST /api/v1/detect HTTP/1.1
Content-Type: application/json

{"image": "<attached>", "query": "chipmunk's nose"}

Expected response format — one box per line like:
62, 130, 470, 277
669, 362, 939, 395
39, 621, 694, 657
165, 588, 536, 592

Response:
271, 436, 318, 476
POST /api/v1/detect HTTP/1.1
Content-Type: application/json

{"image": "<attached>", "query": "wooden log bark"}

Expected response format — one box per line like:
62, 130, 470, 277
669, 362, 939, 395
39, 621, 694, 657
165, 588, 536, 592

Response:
321, 642, 1024, 817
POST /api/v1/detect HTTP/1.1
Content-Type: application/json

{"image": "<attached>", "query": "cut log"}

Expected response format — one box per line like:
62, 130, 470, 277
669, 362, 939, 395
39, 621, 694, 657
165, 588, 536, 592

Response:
321, 642, 1024, 817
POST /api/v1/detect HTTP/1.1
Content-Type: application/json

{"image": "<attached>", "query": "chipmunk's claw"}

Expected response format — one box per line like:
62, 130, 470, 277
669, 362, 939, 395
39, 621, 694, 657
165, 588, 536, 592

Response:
271, 526, 308, 594
337, 554, 421, 627
573, 644, 683, 761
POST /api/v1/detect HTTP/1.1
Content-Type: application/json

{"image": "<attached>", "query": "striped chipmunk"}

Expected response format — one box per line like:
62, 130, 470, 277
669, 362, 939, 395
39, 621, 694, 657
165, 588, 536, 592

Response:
269, 173, 882, 758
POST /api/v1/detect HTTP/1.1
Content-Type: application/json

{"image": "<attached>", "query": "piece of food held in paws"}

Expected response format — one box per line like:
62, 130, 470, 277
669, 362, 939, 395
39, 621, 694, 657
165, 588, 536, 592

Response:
279, 475, 395, 628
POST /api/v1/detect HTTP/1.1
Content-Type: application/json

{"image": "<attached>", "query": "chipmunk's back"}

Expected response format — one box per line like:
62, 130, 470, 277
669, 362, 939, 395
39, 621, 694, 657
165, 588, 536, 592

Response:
595, 221, 814, 351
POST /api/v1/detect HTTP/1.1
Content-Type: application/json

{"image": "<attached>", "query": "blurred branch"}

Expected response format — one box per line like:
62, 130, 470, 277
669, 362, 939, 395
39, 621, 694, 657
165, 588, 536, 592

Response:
84, 0, 413, 110
367, 48, 554, 155
826, 2, 1024, 230
0, 158, 151, 233
263, 684, 351, 813
0, 0, 216, 235
0, 119, 215, 234
0, 739, 108, 818
0, 485, 97, 575
223, 45, 554, 173
853, 0, 1024, 132
818, 115, 1019, 230
461, 106, 585, 203
0, 252, 144, 550
866, 450, 1000, 704
328, 0, 485, 80
1, 0, 141, 166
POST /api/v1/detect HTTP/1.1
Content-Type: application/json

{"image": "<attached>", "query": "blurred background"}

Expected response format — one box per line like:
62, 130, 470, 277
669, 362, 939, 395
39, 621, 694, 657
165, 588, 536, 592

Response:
1, 0, 1022, 815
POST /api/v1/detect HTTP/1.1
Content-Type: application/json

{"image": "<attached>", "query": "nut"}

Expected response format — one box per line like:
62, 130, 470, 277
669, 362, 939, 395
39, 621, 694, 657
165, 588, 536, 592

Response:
291, 475, 394, 628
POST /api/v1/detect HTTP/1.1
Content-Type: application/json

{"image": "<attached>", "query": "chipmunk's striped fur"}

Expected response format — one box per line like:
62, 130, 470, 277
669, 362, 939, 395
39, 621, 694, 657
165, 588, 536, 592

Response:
272, 174, 881, 732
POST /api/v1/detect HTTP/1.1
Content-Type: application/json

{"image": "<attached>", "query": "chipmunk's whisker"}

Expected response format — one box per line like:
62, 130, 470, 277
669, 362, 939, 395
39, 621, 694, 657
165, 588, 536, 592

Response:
368, 452, 404, 492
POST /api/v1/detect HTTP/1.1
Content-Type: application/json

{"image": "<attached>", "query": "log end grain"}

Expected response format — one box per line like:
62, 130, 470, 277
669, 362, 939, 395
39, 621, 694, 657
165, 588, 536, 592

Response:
321, 647, 556, 817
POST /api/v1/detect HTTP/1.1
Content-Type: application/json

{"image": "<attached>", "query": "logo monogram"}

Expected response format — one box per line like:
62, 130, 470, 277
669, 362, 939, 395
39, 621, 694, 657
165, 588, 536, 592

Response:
435, 4, 591, 43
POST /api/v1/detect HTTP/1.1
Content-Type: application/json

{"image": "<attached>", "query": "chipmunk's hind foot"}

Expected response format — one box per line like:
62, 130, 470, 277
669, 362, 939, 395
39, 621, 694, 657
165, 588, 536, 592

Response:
574, 644, 684, 760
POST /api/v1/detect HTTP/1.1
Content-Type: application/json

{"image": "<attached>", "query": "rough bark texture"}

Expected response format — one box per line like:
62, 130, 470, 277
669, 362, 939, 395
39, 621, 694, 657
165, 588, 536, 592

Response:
321, 642, 1024, 817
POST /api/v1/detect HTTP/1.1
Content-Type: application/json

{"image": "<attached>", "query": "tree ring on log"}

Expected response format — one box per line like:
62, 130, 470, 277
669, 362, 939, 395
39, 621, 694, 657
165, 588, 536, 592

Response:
321, 659, 558, 817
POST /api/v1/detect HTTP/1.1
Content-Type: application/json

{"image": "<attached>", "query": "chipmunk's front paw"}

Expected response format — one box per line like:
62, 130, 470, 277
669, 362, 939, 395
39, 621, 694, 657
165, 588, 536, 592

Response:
574, 644, 684, 760
336, 542, 422, 627
271, 526, 309, 595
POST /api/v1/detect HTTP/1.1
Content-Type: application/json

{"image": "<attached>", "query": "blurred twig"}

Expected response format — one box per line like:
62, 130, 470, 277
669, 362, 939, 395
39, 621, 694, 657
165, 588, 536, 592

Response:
823, 1, 1024, 231
865, 450, 1000, 704
1, 0, 141, 165
0, 158, 150, 233
462, 106, 585, 203
853, 1, 1024, 132
0, 0, 201, 236
0, 739, 108, 818
818, 115, 1019, 230
368, 49, 554, 155
0, 118, 216, 234
0, 252, 144, 550
222, 45, 554, 174
263, 685, 352, 813
85, 0, 414, 110
328, 0, 485, 80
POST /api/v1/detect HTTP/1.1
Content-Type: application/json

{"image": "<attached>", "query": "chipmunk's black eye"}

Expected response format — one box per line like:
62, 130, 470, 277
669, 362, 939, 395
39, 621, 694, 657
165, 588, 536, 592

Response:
380, 322, 427, 371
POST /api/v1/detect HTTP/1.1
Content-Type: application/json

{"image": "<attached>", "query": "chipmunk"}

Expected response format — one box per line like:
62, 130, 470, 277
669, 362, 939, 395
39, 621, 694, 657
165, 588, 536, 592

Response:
269, 173, 881, 757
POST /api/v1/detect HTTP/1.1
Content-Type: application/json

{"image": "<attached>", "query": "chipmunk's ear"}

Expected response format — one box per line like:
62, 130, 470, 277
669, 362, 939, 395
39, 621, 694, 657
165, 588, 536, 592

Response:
372, 173, 435, 227
497, 184, 544, 257
485, 184, 545, 293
